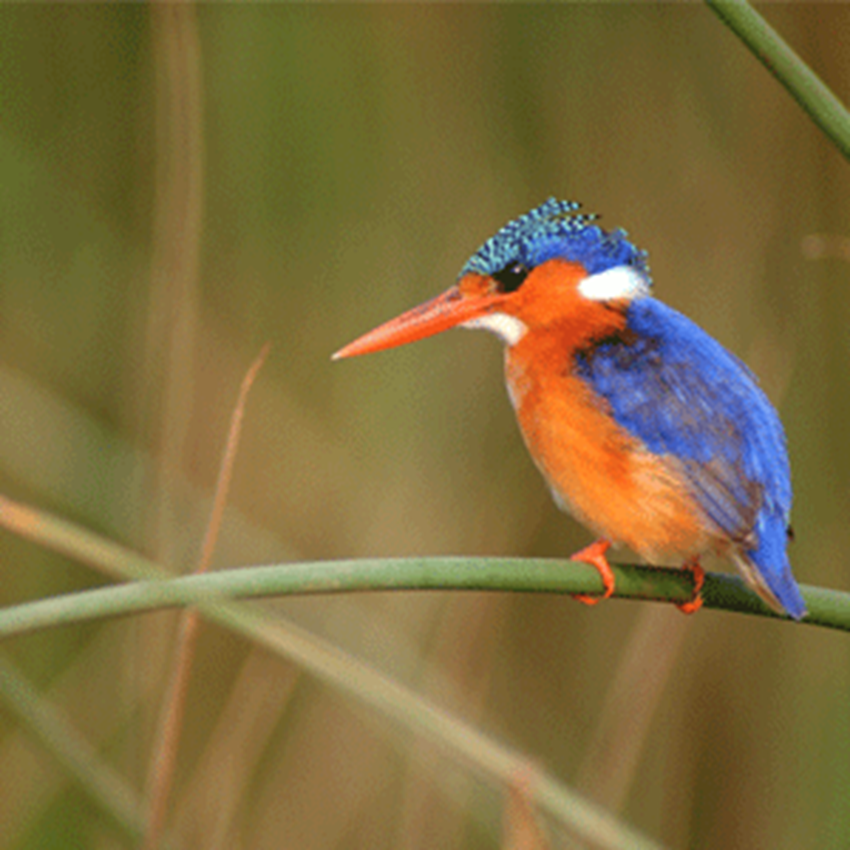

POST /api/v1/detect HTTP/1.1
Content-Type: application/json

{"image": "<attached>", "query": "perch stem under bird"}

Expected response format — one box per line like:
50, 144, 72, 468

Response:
334, 199, 806, 620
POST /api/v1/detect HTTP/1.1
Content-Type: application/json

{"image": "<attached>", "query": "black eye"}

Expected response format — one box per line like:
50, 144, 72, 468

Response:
491, 263, 529, 293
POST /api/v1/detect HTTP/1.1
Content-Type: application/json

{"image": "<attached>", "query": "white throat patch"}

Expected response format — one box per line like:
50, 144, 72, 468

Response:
461, 312, 528, 347
577, 265, 650, 302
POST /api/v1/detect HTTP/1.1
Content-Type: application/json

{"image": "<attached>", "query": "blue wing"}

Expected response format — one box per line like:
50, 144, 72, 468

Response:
574, 297, 805, 618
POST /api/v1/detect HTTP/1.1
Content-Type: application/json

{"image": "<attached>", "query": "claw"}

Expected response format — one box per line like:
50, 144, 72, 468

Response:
571, 539, 615, 605
676, 560, 705, 614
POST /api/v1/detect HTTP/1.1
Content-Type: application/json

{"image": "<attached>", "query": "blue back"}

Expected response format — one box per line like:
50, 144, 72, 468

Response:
575, 297, 791, 540
571, 296, 810, 619
575, 297, 805, 617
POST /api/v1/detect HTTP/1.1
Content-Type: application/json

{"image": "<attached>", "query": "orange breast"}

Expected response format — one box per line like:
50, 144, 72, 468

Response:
505, 328, 721, 563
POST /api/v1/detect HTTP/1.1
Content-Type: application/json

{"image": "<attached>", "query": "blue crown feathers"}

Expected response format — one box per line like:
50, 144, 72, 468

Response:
459, 198, 651, 284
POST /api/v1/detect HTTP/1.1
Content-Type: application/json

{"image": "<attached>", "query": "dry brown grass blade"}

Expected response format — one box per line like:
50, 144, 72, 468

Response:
143, 343, 270, 850
576, 608, 690, 812
395, 597, 507, 848
142, 1, 205, 566
140, 5, 205, 842
502, 765, 551, 850
171, 649, 300, 849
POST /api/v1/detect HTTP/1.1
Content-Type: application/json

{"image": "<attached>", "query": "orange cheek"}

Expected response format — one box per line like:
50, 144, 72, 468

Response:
511, 261, 606, 329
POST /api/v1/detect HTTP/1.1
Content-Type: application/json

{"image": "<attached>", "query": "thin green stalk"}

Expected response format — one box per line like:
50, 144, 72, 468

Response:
707, 0, 850, 160
2, 496, 847, 847
0, 559, 846, 639
0, 496, 661, 850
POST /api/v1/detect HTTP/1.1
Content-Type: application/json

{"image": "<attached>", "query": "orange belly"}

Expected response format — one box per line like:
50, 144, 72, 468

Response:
506, 346, 722, 563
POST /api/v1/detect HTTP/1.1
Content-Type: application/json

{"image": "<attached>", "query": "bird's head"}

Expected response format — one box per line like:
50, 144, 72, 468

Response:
332, 198, 651, 360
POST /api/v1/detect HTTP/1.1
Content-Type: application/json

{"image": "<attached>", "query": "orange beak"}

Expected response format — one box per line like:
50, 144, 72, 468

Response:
332, 284, 502, 359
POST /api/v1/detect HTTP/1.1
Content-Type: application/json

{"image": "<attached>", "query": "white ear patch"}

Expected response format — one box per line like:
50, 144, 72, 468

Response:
461, 312, 528, 346
578, 265, 650, 301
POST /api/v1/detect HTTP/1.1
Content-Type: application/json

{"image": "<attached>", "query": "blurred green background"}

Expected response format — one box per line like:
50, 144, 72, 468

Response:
0, 4, 848, 848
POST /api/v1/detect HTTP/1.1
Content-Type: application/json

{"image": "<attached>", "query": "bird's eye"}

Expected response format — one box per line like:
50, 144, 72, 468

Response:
492, 263, 529, 293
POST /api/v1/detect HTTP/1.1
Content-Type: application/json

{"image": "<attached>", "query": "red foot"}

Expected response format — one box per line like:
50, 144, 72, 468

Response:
571, 539, 615, 605
677, 560, 705, 614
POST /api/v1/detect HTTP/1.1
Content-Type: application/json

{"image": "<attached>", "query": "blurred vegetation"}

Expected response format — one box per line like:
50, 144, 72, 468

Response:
0, 4, 848, 849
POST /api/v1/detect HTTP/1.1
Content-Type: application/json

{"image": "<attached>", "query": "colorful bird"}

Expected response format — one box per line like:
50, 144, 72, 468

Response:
333, 199, 807, 619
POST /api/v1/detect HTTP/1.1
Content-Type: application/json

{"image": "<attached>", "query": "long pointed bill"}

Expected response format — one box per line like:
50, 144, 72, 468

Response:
332, 285, 502, 359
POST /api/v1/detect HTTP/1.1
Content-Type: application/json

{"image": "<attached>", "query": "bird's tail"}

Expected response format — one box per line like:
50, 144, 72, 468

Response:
733, 512, 807, 620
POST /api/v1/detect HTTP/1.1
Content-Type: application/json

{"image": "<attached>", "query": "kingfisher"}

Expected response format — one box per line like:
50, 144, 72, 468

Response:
333, 199, 807, 619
